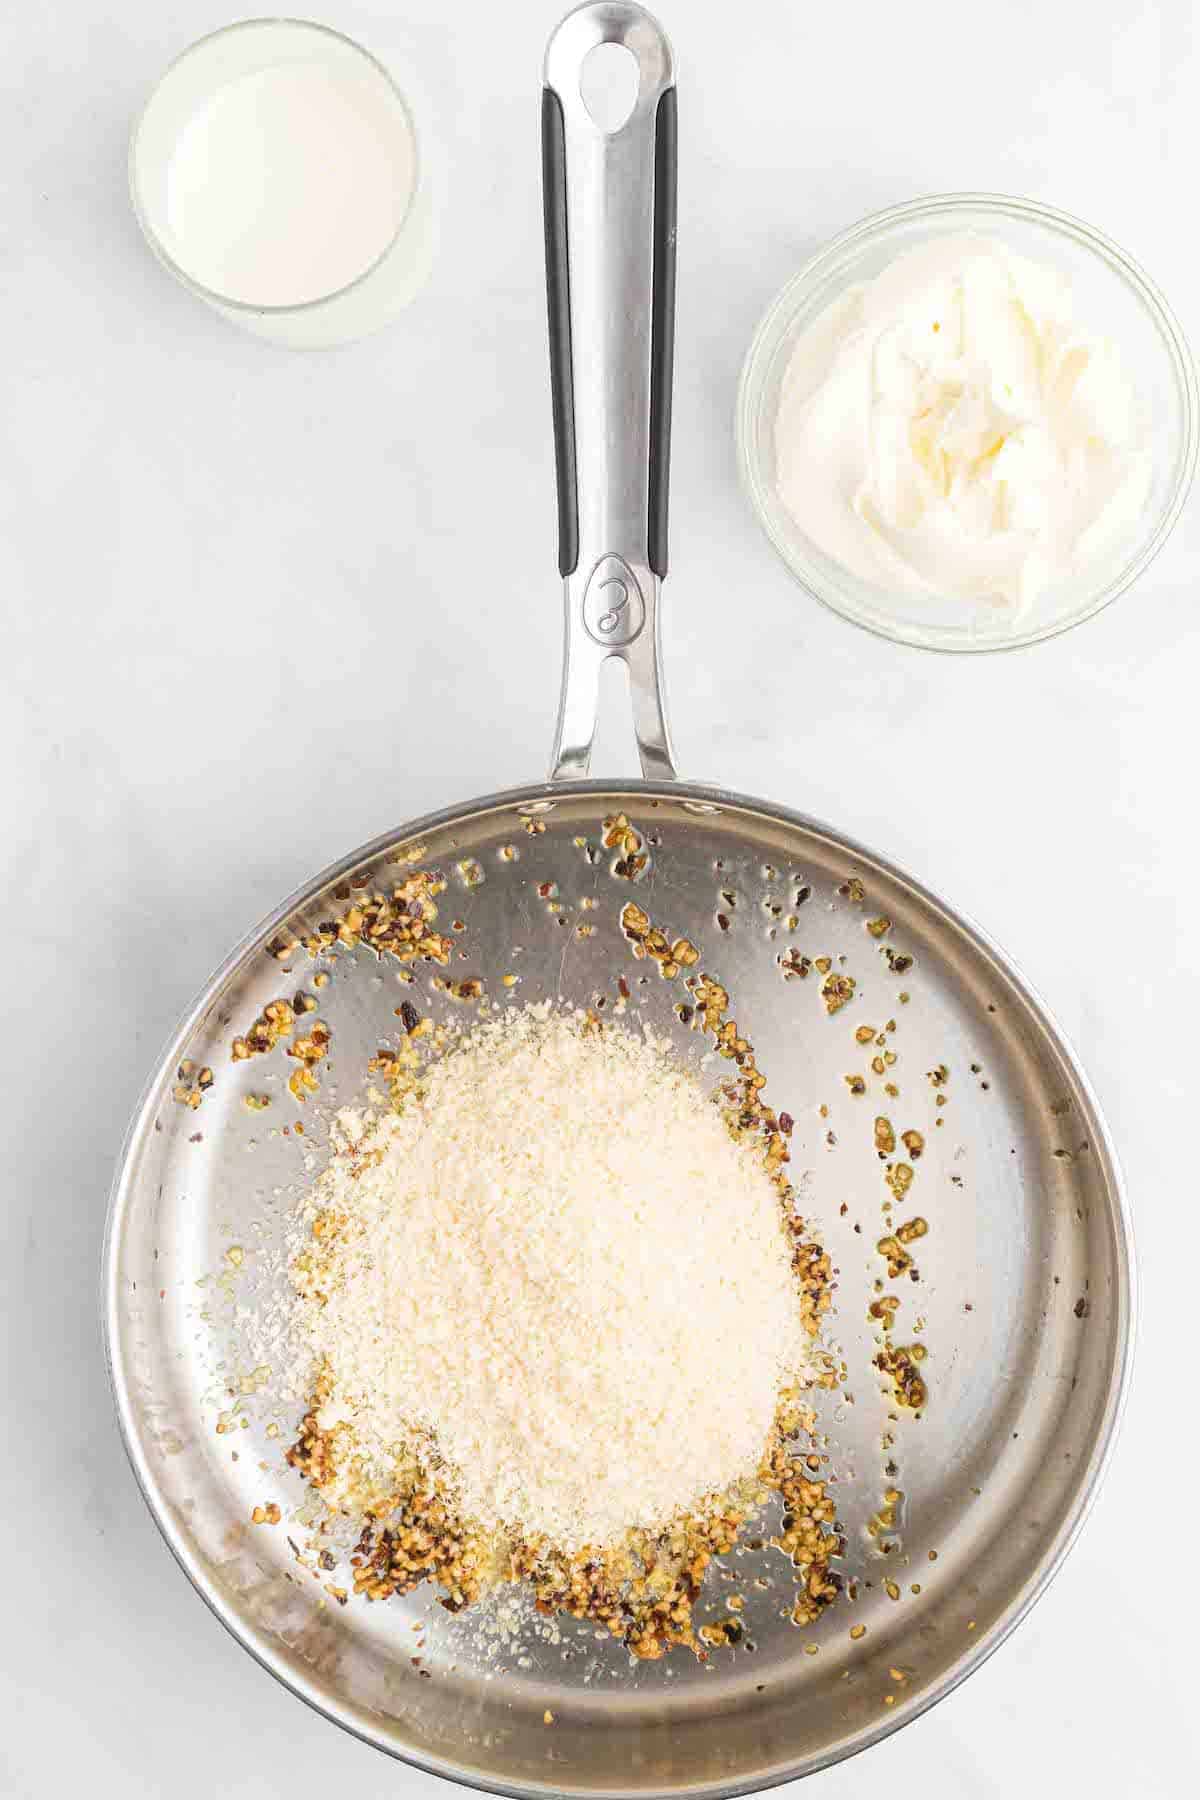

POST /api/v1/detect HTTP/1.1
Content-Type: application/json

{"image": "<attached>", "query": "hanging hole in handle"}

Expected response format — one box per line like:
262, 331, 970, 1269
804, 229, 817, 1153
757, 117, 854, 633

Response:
579, 41, 640, 132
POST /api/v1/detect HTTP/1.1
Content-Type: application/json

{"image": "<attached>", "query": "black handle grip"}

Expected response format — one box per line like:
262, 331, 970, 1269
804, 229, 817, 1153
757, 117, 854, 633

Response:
542, 86, 579, 579
648, 85, 676, 579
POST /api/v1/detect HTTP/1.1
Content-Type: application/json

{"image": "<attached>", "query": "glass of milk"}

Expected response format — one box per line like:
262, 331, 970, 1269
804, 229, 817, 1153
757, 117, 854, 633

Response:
130, 18, 433, 348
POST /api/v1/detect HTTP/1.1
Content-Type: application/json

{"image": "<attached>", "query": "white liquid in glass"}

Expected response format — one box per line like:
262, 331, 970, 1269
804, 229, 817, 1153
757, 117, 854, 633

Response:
164, 61, 416, 308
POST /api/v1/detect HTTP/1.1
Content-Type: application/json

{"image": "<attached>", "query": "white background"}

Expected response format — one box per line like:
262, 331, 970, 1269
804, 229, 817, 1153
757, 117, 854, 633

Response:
2, 1, 1196, 1793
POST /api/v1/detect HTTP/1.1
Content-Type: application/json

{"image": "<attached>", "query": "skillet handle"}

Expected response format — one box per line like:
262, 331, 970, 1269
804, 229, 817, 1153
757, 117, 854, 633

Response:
543, 1, 678, 782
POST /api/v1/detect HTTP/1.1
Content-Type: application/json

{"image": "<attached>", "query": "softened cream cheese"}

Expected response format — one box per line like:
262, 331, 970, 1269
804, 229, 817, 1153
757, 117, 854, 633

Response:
774, 234, 1152, 611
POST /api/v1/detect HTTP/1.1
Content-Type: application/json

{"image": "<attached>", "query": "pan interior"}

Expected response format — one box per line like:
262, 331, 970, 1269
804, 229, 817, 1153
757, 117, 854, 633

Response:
107, 784, 1128, 1794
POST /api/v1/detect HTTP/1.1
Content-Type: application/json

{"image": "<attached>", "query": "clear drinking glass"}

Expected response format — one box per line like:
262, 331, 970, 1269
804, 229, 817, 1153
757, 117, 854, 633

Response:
130, 18, 435, 349
736, 194, 1198, 651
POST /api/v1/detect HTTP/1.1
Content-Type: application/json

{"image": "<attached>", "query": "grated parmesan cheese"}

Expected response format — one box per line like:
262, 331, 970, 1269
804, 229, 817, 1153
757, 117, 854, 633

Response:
293, 1006, 810, 1551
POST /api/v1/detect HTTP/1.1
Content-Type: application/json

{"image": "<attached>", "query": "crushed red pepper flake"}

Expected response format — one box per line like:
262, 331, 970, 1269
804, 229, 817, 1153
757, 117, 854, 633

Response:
173, 1062, 214, 1109
821, 973, 856, 1015
875, 1340, 927, 1409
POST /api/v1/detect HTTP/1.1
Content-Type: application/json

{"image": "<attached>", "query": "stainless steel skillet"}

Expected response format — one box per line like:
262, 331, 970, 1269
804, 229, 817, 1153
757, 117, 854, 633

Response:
104, 4, 1134, 1792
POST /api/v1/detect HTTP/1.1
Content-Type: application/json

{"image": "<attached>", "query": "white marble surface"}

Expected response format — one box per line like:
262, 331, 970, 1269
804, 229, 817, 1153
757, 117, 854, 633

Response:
2, 1, 1198, 1793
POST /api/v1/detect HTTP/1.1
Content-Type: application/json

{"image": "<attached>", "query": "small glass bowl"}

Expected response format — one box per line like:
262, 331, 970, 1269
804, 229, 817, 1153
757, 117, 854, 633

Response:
736, 193, 1198, 652
130, 18, 435, 349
